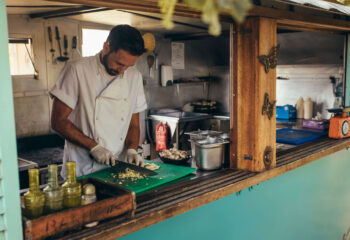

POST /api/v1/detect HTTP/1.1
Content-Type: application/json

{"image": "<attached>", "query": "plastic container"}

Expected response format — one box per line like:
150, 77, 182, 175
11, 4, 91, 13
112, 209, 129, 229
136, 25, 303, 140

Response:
304, 97, 313, 120
296, 97, 304, 119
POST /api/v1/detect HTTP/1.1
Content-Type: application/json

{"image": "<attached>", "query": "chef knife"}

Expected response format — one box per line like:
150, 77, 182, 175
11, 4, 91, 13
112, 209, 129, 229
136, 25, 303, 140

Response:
111, 160, 158, 176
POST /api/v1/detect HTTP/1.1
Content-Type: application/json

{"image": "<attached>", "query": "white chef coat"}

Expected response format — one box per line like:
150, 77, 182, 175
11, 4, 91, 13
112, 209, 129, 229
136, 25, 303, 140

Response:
50, 53, 147, 178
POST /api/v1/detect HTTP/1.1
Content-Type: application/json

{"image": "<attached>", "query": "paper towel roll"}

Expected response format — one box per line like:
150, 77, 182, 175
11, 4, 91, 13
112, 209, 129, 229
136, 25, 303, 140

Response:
304, 97, 313, 120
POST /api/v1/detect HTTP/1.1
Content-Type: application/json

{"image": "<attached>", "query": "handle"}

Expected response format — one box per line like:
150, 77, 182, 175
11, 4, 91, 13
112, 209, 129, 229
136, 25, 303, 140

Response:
72, 36, 77, 49
55, 26, 60, 40
64, 35, 68, 49
47, 27, 53, 42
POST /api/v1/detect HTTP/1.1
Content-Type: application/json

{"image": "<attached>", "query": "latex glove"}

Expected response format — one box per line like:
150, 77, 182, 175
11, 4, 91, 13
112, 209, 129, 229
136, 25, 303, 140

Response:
90, 144, 116, 166
126, 148, 144, 167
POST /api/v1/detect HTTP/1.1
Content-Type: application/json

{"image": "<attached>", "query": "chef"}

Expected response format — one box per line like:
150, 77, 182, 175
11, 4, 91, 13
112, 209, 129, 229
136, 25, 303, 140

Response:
50, 25, 147, 178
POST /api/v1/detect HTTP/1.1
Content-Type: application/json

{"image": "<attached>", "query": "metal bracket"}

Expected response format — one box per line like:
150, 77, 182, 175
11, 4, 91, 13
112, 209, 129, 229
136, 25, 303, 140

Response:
258, 44, 280, 73
262, 93, 276, 120
243, 154, 253, 160
263, 146, 273, 169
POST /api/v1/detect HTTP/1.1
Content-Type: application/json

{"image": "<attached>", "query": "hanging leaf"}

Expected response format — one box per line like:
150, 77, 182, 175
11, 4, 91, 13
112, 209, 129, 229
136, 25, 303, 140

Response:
158, 0, 178, 29
159, 0, 252, 36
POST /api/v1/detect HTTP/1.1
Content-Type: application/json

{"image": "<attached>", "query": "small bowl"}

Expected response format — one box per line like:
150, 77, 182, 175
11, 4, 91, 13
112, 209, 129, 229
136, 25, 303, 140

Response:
157, 151, 191, 165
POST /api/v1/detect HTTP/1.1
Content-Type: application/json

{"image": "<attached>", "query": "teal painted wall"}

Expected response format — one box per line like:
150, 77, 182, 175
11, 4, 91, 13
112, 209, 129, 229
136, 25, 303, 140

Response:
0, 0, 23, 239
121, 149, 350, 240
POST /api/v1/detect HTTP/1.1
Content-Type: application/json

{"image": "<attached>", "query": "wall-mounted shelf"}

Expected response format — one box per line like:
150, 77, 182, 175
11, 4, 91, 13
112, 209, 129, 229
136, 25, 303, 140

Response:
173, 81, 208, 95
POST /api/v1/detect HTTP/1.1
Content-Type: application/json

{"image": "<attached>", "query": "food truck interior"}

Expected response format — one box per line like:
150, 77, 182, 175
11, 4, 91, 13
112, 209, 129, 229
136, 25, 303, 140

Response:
4, 0, 350, 239
6, 0, 347, 187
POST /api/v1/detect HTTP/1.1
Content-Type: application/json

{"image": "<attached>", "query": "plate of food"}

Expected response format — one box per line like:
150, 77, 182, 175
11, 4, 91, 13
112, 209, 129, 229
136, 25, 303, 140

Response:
157, 148, 191, 165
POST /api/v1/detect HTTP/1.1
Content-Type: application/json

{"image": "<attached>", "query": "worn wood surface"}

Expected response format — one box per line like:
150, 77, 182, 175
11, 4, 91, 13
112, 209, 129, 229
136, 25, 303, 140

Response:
250, 5, 350, 33
23, 178, 135, 240
51, 0, 350, 32
55, 138, 350, 240
231, 17, 277, 172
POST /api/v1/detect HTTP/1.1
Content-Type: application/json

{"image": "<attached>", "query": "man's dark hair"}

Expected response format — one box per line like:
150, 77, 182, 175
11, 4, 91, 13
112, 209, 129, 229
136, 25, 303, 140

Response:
107, 25, 146, 56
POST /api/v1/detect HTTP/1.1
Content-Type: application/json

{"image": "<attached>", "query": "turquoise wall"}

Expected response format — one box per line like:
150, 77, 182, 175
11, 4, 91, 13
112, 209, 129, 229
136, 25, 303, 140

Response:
121, 149, 350, 240
0, 0, 23, 239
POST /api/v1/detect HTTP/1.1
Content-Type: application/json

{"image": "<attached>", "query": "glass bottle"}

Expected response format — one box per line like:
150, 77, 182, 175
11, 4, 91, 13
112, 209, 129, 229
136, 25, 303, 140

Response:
81, 183, 98, 227
62, 161, 82, 208
43, 164, 63, 213
24, 168, 45, 218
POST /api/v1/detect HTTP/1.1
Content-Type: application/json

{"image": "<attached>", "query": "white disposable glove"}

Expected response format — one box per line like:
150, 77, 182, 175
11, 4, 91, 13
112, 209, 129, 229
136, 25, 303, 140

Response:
126, 149, 144, 167
90, 144, 116, 166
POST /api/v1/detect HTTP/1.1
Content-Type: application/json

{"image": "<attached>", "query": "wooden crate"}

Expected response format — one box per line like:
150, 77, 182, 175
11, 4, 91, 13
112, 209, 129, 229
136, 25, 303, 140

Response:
22, 178, 136, 240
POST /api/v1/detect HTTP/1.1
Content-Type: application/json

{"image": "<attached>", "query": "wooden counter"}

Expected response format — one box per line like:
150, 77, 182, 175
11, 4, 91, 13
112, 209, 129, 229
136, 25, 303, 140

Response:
54, 138, 350, 240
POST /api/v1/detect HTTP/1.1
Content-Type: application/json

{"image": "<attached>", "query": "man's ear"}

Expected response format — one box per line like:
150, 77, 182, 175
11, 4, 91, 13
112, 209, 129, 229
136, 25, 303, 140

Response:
102, 41, 110, 55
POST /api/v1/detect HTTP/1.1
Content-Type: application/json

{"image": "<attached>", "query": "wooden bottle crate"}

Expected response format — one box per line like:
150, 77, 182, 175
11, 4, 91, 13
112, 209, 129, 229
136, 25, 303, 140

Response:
22, 178, 136, 240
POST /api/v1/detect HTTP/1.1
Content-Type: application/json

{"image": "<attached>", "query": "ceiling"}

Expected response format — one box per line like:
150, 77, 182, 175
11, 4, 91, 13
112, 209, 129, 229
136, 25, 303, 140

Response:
5, 0, 224, 35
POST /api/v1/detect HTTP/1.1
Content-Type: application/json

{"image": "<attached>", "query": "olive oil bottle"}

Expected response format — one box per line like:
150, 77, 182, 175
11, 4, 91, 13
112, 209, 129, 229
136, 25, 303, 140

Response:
62, 161, 81, 208
24, 168, 45, 218
43, 164, 63, 213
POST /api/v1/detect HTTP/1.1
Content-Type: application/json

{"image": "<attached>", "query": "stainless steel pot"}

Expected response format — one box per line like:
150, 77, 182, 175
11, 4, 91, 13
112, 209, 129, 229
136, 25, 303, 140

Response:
194, 137, 229, 170
185, 130, 222, 157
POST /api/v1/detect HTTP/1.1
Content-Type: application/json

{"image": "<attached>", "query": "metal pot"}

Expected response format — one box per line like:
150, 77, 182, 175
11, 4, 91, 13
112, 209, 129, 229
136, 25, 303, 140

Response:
194, 137, 228, 170
185, 130, 222, 157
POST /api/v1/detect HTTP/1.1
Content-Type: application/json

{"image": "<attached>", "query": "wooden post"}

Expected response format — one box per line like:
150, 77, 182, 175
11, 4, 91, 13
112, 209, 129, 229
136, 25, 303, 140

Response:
230, 17, 277, 172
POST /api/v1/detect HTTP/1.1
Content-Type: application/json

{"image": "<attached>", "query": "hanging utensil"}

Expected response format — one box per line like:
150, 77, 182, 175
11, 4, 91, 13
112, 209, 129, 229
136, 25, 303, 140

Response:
71, 36, 81, 60
147, 54, 155, 77
63, 35, 69, 58
55, 26, 69, 62
47, 26, 56, 64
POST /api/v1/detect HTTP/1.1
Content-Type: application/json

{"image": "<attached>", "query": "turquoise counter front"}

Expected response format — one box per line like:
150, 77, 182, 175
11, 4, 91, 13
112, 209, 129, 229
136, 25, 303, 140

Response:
120, 149, 350, 240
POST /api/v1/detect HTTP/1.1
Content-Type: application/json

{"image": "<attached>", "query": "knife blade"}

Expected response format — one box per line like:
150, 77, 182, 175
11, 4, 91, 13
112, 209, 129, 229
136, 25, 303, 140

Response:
111, 160, 157, 176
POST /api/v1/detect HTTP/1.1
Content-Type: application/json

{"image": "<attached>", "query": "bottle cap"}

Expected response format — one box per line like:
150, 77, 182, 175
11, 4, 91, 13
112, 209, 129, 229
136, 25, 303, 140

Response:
83, 183, 96, 195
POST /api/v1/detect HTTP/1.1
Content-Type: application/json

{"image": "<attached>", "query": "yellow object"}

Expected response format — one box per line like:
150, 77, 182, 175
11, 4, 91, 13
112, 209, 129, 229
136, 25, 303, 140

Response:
337, 0, 350, 5
142, 33, 156, 52
43, 164, 63, 213
24, 169, 45, 218
62, 162, 82, 208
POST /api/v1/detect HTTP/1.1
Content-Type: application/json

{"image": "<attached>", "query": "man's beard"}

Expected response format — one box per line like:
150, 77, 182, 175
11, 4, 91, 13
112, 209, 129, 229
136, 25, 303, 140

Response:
102, 51, 119, 76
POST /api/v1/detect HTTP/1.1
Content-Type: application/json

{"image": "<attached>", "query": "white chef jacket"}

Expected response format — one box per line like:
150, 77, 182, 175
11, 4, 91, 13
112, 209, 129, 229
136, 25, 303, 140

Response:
50, 53, 147, 178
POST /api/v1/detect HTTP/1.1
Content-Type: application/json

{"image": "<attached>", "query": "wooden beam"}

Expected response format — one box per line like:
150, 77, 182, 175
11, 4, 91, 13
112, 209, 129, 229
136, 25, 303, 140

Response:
231, 17, 277, 172
249, 5, 350, 32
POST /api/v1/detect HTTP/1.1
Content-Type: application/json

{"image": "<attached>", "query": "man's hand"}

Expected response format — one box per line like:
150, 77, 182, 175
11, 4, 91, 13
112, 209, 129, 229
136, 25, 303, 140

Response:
126, 149, 144, 167
90, 144, 116, 166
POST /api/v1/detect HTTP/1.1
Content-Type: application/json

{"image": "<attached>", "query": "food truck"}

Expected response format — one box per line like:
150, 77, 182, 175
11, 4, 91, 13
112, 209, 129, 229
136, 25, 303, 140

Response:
1, 0, 350, 239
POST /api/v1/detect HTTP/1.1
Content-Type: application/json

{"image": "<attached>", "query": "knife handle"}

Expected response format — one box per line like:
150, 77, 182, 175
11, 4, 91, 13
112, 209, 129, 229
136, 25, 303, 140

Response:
48, 27, 53, 42
55, 26, 60, 40
64, 35, 68, 49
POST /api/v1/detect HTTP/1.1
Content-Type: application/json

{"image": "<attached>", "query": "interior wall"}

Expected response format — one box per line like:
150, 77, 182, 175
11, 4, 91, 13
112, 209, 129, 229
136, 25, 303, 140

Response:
7, 15, 111, 138
137, 36, 230, 111
276, 31, 344, 119
8, 13, 229, 141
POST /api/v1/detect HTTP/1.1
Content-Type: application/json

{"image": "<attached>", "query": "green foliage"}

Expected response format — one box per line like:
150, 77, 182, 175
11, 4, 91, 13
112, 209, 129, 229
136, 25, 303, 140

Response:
158, 0, 252, 36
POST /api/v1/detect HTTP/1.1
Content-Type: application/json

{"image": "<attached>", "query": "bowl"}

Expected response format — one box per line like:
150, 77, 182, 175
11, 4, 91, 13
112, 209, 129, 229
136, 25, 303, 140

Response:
157, 151, 191, 165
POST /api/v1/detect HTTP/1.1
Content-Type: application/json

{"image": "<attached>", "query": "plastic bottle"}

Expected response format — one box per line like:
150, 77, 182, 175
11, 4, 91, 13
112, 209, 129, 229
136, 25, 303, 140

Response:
62, 161, 82, 208
304, 97, 313, 120
296, 97, 304, 119
24, 169, 45, 218
43, 164, 63, 213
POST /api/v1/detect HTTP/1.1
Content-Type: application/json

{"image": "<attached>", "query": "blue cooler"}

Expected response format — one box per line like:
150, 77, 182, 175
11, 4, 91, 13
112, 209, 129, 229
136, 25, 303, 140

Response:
276, 105, 296, 120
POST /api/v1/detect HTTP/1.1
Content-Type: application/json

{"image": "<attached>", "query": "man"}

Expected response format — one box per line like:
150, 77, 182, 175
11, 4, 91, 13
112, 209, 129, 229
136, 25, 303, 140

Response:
50, 25, 147, 178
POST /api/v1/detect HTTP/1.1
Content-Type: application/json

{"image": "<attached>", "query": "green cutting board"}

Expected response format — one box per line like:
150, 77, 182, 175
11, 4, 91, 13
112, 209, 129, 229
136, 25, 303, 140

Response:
79, 160, 196, 195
